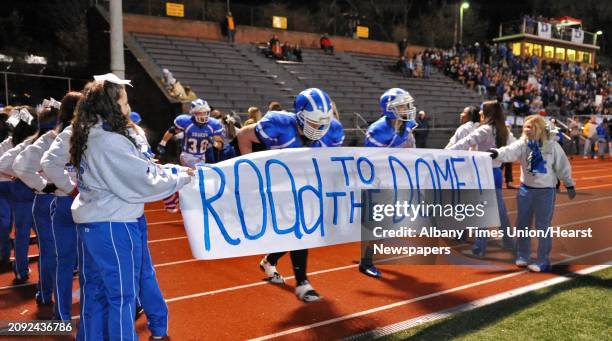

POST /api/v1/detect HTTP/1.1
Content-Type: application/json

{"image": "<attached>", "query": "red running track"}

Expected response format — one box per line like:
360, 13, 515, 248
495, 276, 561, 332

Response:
0, 158, 611, 340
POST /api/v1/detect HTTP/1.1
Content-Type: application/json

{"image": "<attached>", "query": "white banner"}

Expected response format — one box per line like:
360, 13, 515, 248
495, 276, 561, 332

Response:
571, 28, 584, 44
538, 22, 552, 39
179, 147, 495, 259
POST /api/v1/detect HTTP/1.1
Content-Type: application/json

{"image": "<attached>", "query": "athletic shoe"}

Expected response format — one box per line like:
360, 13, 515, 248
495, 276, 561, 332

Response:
149, 336, 170, 340
506, 183, 518, 189
359, 264, 381, 278
515, 258, 529, 267
462, 249, 485, 259
35, 293, 53, 307
259, 257, 284, 284
527, 263, 549, 273
295, 280, 321, 302
12, 268, 31, 284
135, 305, 145, 320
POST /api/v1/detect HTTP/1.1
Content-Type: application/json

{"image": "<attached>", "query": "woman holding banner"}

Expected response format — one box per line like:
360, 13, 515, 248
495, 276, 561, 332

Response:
489, 115, 575, 272
69, 74, 192, 340
237, 88, 344, 302
446, 100, 514, 257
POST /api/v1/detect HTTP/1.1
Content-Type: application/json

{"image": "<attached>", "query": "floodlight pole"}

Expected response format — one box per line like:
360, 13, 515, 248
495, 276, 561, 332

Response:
109, 0, 125, 78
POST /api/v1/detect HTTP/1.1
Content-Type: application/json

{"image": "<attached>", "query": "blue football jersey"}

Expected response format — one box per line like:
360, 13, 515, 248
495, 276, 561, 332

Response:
174, 114, 224, 156
255, 111, 344, 149
364, 116, 416, 148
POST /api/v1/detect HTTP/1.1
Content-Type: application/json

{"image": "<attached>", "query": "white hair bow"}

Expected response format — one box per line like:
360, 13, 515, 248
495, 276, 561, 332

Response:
7, 108, 34, 127
42, 98, 61, 110
93, 73, 133, 87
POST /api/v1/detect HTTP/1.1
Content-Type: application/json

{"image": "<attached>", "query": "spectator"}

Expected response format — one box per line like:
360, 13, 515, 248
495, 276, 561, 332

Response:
568, 116, 581, 155
423, 52, 432, 78
398, 38, 408, 58
396, 56, 411, 77
161, 68, 186, 100
244, 107, 262, 126
225, 12, 235, 43
414, 53, 423, 78
271, 41, 283, 60
596, 118, 609, 160
269, 34, 279, 47
583, 116, 597, 159
268, 101, 283, 112
183, 86, 198, 102
215, 114, 241, 162
320, 33, 334, 55
414, 111, 430, 148
293, 44, 303, 62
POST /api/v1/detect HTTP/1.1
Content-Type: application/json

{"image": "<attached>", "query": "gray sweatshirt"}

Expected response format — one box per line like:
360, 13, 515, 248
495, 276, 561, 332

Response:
446, 124, 514, 168
0, 137, 15, 181
41, 126, 77, 195
0, 137, 35, 179
495, 138, 575, 188
71, 122, 191, 223
13, 130, 66, 195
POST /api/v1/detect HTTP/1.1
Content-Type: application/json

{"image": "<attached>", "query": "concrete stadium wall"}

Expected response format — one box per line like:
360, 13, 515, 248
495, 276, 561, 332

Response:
123, 14, 427, 58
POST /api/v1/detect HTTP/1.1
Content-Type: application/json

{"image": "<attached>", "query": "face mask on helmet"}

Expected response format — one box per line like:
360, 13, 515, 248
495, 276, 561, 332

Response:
294, 88, 333, 141
297, 109, 331, 141
193, 110, 209, 124
388, 94, 416, 121
190, 99, 211, 124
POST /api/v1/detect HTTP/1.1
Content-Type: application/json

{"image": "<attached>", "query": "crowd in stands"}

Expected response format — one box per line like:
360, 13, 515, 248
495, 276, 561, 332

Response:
261, 34, 303, 62
441, 42, 611, 118
395, 49, 445, 78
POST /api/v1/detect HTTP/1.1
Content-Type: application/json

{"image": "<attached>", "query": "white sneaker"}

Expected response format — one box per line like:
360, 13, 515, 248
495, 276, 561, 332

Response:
528, 263, 543, 272
515, 259, 529, 267
295, 280, 321, 302
259, 257, 284, 284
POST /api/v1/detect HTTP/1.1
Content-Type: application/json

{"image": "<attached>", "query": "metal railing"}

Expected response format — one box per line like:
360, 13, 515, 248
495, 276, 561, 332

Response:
0, 72, 86, 107
499, 18, 599, 46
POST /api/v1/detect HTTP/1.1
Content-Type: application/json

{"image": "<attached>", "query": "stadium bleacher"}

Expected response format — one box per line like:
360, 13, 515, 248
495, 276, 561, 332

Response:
131, 32, 488, 147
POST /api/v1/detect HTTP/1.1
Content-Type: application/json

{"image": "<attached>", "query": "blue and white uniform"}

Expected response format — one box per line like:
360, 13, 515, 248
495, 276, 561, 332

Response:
0, 137, 36, 281
72, 122, 191, 341
255, 111, 344, 149
0, 137, 15, 266
494, 137, 574, 270
364, 116, 416, 148
13, 130, 61, 305
174, 114, 223, 167
40, 126, 78, 320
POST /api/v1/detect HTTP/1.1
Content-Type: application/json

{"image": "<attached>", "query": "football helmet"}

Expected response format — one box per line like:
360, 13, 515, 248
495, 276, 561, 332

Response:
190, 98, 211, 124
380, 88, 416, 121
294, 88, 333, 141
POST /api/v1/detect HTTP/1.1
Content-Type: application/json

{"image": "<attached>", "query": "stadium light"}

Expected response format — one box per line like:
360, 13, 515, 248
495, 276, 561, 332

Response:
594, 30, 603, 46
459, 2, 470, 44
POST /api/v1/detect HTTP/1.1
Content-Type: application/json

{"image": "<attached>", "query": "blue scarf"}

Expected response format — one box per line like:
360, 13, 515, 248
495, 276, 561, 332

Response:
527, 140, 547, 174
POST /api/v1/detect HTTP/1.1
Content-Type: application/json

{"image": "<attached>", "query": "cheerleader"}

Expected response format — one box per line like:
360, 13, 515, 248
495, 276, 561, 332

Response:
490, 115, 575, 272
0, 107, 39, 284
446, 100, 514, 256
70, 74, 191, 340
13, 101, 61, 306
0, 110, 16, 271
445, 106, 480, 149
37, 93, 82, 320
